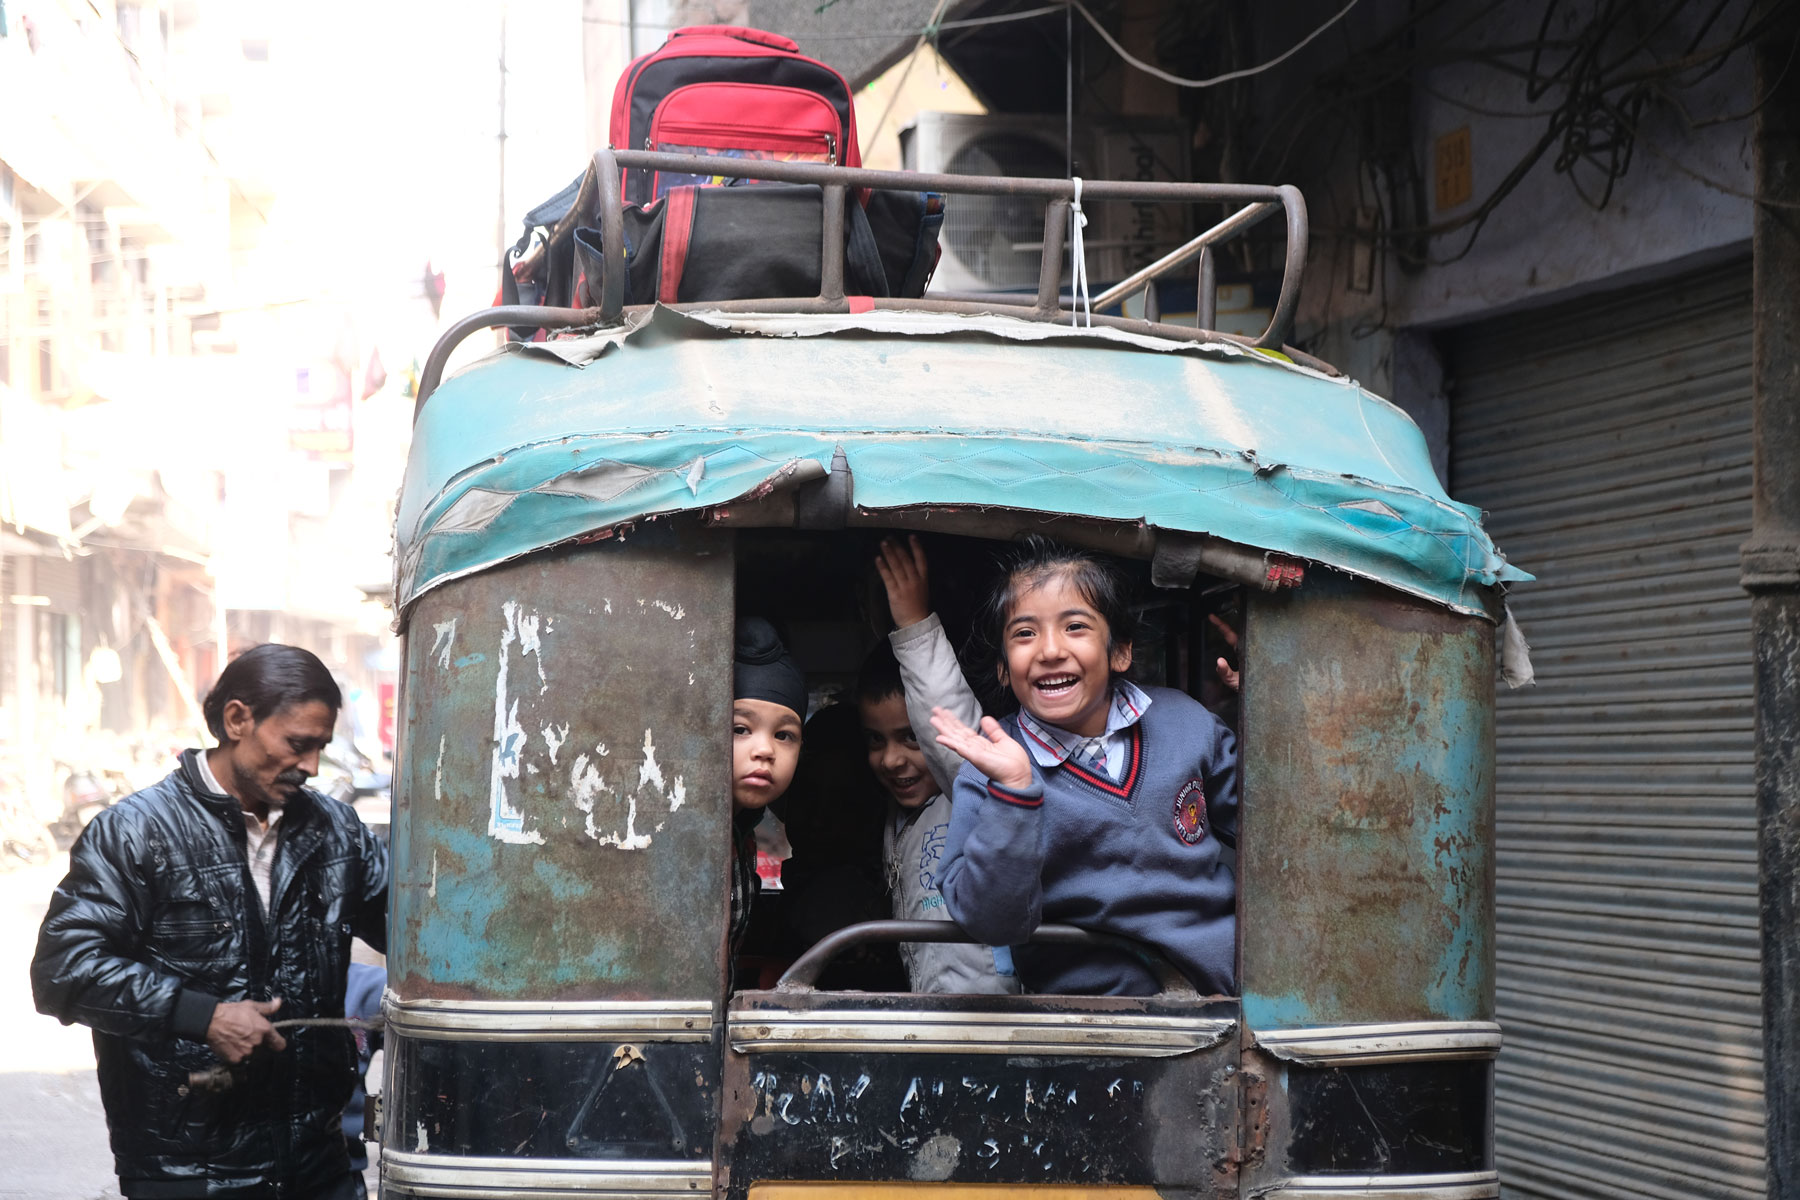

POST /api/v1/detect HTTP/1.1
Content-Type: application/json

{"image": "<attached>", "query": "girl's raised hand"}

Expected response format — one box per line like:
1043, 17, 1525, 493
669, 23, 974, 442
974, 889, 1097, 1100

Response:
930, 707, 1033, 791
875, 535, 931, 629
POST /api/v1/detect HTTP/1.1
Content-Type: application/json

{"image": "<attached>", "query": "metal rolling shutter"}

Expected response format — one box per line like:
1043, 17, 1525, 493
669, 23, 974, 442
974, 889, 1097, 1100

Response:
1447, 260, 1765, 1200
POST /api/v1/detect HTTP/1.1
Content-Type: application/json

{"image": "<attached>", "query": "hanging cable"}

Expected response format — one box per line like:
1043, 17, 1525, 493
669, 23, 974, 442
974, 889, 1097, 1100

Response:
1068, 0, 1364, 89
1068, 176, 1092, 328
858, 0, 954, 162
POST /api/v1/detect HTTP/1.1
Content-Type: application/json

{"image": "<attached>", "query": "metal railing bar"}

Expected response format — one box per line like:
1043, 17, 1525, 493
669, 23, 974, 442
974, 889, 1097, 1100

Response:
591, 149, 625, 325
1258, 183, 1310, 349
1198, 245, 1217, 332
609, 148, 1289, 204
1036, 198, 1070, 317
415, 305, 605, 420
775, 919, 1198, 996
1090, 201, 1277, 312
819, 183, 846, 302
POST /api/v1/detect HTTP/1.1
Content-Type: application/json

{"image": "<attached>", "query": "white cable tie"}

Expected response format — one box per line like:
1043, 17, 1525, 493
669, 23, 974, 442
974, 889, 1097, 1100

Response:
1069, 176, 1092, 328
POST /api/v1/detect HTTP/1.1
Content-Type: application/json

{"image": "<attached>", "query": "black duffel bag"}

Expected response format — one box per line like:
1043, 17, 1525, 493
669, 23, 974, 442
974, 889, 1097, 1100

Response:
500, 167, 942, 339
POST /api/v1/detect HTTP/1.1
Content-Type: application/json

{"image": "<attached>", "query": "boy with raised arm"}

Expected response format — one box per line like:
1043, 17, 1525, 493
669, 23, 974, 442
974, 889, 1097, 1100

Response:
865, 536, 1015, 994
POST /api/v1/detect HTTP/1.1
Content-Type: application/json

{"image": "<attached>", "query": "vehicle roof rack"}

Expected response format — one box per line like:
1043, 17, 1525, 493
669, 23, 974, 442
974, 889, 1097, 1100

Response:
418, 147, 1309, 412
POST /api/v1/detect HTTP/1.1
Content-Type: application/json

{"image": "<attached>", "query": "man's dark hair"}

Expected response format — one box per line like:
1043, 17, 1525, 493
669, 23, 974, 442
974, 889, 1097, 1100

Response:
202, 644, 342, 741
853, 641, 905, 710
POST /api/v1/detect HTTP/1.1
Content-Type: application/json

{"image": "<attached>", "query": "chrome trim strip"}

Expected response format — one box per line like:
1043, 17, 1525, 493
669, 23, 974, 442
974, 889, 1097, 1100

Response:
383, 992, 715, 1042
1254, 1170, 1499, 1199
729, 1008, 1234, 1057
1254, 1020, 1502, 1065
382, 1151, 709, 1198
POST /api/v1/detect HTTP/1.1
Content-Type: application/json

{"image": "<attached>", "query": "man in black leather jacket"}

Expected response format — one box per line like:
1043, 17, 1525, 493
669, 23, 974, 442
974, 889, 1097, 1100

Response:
32, 644, 388, 1199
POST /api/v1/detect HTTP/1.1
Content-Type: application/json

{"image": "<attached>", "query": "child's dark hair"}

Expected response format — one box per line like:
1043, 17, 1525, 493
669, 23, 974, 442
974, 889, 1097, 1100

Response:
971, 535, 1138, 698
852, 641, 905, 710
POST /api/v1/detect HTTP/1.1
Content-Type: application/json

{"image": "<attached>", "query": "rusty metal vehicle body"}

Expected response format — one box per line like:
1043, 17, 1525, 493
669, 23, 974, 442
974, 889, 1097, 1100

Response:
379, 151, 1525, 1200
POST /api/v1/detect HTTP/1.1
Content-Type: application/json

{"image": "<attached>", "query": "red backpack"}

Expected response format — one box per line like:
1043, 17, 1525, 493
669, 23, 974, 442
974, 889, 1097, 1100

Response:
608, 25, 861, 207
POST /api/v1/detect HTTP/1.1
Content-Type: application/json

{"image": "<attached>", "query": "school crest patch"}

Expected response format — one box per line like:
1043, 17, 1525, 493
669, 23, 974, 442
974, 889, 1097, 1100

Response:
1173, 780, 1208, 844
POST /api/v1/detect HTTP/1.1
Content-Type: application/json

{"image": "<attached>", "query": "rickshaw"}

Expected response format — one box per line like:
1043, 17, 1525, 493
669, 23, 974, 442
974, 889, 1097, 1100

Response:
379, 148, 1526, 1200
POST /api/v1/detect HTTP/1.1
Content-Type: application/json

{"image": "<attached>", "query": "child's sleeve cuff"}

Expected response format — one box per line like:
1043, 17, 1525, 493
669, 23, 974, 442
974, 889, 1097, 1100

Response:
985, 779, 1043, 808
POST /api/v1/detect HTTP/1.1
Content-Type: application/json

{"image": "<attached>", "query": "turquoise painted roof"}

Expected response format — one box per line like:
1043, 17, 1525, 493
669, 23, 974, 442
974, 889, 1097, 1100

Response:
396, 307, 1528, 615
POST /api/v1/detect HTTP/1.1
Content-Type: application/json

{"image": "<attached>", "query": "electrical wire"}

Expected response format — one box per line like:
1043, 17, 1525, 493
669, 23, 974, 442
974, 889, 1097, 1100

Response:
857, 0, 953, 162
1068, 0, 1364, 89
579, 4, 1066, 40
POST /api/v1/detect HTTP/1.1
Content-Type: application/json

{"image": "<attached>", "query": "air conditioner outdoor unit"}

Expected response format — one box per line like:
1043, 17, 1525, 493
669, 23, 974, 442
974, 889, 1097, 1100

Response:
900, 111, 1192, 295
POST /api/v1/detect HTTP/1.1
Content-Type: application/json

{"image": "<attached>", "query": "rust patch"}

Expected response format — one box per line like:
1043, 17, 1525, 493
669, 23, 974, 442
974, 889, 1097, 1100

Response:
1240, 572, 1496, 1026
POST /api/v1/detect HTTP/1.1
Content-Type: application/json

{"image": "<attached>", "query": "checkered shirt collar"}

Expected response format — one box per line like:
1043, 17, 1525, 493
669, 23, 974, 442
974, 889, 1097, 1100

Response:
1016, 680, 1153, 769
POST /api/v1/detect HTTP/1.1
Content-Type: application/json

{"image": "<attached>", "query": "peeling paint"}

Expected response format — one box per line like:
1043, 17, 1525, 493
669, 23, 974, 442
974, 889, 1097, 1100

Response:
429, 850, 438, 899
595, 786, 652, 851
900, 1077, 921, 1120
516, 607, 548, 694
638, 729, 665, 792
488, 600, 545, 845
415, 1122, 429, 1152
542, 723, 569, 766
431, 620, 457, 670
669, 776, 686, 812
571, 751, 606, 840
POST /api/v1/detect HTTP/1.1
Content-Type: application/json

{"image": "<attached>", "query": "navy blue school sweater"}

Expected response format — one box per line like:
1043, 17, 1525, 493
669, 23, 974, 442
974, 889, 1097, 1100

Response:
939, 686, 1238, 996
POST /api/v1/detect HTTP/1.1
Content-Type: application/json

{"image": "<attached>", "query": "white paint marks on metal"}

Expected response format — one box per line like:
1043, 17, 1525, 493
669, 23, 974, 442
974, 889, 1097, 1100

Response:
899, 1077, 921, 1119
571, 751, 606, 841
431, 620, 457, 669
669, 776, 686, 812
415, 1122, 428, 1152
434, 735, 445, 803
515, 608, 548, 695
429, 850, 438, 899
638, 729, 665, 792
653, 599, 686, 620
541, 723, 570, 766
488, 600, 545, 845
604, 598, 613, 614
596, 785, 652, 850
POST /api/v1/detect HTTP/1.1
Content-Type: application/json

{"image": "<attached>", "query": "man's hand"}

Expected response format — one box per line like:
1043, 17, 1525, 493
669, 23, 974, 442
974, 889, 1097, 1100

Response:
931, 707, 1034, 791
1208, 613, 1241, 692
205, 997, 286, 1064
875, 535, 932, 629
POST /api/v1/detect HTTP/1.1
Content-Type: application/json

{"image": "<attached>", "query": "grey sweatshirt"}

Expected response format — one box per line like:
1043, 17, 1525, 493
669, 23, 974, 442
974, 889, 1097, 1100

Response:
886, 615, 1017, 995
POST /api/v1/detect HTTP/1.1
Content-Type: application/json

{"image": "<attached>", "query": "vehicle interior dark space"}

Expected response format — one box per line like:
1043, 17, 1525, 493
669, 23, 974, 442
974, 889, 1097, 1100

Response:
729, 526, 1242, 995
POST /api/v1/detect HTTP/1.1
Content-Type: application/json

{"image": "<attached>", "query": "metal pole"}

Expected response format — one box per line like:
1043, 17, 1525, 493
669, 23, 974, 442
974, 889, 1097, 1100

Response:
496, 6, 509, 274
1065, 1, 1074, 179
1198, 245, 1216, 331
1745, 6, 1800, 1197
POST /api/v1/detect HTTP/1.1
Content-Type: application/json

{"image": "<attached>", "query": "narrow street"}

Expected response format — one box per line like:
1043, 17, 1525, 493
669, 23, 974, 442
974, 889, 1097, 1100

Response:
0, 854, 122, 1200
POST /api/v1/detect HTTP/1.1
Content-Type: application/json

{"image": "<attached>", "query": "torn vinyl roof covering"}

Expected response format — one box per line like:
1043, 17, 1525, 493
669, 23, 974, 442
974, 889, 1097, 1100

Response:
397, 306, 1529, 615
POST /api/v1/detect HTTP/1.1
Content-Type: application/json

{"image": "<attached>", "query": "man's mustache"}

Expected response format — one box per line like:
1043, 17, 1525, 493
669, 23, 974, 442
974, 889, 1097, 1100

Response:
275, 771, 309, 788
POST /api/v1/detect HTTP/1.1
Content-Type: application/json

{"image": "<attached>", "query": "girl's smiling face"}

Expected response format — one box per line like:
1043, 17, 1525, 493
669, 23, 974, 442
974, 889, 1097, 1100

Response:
732, 699, 802, 810
1000, 569, 1133, 738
